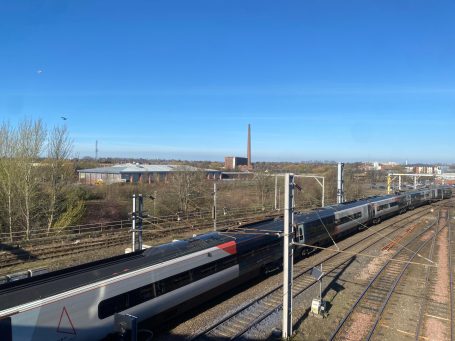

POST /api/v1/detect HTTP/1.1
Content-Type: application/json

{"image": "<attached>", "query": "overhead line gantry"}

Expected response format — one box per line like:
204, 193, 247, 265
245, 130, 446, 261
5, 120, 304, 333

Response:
386, 173, 438, 194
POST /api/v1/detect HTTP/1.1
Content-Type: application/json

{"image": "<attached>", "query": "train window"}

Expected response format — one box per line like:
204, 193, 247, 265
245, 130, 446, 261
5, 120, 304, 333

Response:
336, 211, 362, 225
377, 204, 389, 211
99, 256, 242, 319
163, 271, 191, 292
193, 263, 217, 280
99, 284, 158, 319
98, 293, 130, 319
130, 284, 155, 306
218, 256, 237, 271
338, 216, 350, 224
155, 281, 166, 296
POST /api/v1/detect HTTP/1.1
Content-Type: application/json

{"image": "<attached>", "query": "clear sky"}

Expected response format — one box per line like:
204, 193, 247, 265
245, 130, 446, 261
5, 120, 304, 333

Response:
1, 1, 454, 163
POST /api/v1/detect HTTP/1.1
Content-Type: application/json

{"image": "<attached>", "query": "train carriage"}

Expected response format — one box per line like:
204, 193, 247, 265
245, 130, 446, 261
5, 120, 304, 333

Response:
432, 186, 453, 200
406, 191, 426, 209
332, 200, 370, 232
369, 195, 407, 224
443, 186, 453, 199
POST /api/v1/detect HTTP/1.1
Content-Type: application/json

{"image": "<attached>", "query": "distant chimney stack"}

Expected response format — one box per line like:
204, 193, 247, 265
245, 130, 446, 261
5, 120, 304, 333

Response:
247, 124, 251, 169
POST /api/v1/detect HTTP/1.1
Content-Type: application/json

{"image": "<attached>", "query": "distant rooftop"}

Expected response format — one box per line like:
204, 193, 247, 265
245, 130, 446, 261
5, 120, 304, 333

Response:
78, 163, 219, 174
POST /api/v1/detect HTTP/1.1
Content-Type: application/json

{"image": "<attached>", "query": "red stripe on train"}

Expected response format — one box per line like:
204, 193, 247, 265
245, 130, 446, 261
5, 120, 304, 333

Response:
217, 241, 237, 255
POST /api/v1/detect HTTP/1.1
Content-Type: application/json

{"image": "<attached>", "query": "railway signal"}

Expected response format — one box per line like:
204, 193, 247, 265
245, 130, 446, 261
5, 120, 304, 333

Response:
310, 264, 327, 318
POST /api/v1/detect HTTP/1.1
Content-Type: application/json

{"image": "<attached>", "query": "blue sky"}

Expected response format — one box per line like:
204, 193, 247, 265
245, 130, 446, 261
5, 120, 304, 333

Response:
1, 1, 454, 162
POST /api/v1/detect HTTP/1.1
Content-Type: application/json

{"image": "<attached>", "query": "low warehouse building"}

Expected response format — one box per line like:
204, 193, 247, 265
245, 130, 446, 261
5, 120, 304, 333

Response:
78, 163, 222, 185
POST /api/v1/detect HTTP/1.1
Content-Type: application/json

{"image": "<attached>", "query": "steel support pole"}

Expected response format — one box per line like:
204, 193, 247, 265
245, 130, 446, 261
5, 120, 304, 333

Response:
322, 177, 325, 207
153, 191, 157, 216
414, 176, 417, 189
282, 173, 294, 339
337, 162, 344, 203
138, 194, 143, 251
213, 182, 217, 231
132, 194, 136, 252
387, 174, 391, 194
398, 175, 402, 191
278, 187, 281, 210
314, 177, 325, 208
319, 263, 323, 299
274, 175, 278, 210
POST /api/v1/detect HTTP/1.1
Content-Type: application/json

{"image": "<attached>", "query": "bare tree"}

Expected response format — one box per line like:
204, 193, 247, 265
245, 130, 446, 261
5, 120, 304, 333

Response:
46, 125, 74, 232
254, 173, 273, 209
16, 119, 46, 239
0, 122, 18, 241
171, 168, 208, 216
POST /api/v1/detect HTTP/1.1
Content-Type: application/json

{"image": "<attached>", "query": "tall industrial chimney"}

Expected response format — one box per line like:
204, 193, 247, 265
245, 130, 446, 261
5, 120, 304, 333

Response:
247, 124, 251, 169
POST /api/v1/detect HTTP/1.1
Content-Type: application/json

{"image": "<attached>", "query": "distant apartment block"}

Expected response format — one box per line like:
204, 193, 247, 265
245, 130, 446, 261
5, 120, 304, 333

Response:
404, 165, 446, 175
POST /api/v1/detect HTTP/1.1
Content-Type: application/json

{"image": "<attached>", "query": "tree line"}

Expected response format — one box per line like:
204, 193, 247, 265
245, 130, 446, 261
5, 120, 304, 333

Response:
0, 119, 84, 241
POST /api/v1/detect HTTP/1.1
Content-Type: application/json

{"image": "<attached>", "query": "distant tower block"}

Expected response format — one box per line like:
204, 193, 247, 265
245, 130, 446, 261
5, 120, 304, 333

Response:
247, 124, 252, 169
95, 140, 99, 160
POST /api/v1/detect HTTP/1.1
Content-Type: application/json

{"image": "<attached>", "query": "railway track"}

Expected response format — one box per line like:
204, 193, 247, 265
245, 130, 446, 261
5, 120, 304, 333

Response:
0, 211, 282, 272
189, 203, 443, 340
414, 207, 452, 341
329, 207, 449, 341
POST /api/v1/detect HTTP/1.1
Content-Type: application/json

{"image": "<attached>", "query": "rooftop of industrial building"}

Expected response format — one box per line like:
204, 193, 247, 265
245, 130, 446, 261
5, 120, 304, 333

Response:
77, 163, 221, 174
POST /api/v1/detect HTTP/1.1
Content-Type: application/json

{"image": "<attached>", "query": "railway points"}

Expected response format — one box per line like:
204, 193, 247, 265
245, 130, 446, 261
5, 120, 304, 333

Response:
330, 208, 446, 340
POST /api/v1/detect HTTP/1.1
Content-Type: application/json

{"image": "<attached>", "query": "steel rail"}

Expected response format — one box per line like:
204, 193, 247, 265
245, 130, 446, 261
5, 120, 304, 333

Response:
413, 210, 441, 341
367, 211, 444, 341
329, 210, 440, 340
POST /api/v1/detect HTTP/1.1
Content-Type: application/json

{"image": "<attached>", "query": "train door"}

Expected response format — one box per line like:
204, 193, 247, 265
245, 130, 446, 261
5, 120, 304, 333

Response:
367, 203, 375, 221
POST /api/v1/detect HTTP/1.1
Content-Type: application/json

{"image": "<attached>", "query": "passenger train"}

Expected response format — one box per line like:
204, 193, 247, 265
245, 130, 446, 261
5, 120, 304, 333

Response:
0, 186, 451, 340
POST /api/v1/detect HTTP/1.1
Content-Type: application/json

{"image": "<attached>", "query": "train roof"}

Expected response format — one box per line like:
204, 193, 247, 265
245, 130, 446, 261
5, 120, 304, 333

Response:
143, 232, 233, 261
0, 232, 236, 311
328, 198, 371, 211
223, 217, 283, 240
365, 195, 398, 203
295, 208, 336, 223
